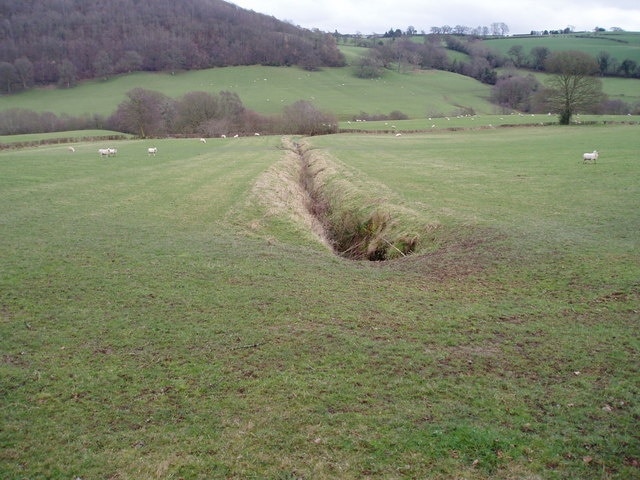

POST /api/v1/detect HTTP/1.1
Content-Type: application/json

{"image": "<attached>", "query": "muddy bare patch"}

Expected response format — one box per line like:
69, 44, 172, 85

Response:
389, 226, 508, 280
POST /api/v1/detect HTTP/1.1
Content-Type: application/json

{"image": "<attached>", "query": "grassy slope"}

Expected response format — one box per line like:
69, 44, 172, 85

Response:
2, 62, 637, 124
0, 65, 494, 120
484, 32, 640, 64
1, 125, 638, 479
2, 33, 640, 122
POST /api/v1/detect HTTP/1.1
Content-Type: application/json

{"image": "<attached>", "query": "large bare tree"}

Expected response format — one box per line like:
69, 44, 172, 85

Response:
545, 51, 604, 125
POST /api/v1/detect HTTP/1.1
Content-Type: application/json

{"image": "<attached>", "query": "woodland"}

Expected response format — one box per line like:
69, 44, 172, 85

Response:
0, 0, 345, 87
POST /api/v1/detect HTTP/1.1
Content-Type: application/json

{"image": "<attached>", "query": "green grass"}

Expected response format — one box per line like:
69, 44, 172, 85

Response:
0, 130, 130, 147
0, 65, 496, 120
485, 31, 640, 64
494, 68, 640, 105
1, 32, 639, 127
1, 125, 639, 479
2, 63, 638, 130
339, 114, 640, 131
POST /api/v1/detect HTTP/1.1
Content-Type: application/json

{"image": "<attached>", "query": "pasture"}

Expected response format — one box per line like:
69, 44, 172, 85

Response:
339, 114, 640, 131
0, 66, 494, 121
1, 62, 638, 128
1, 125, 639, 479
485, 32, 640, 65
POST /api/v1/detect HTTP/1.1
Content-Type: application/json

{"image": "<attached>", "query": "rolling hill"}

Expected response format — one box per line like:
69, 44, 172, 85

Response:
0, 65, 496, 120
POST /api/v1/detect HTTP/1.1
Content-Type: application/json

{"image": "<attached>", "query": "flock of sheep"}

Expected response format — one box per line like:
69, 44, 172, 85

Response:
69, 137, 599, 164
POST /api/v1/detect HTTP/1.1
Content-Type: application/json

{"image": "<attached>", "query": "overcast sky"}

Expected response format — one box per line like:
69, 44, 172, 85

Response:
231, 0, 640, 35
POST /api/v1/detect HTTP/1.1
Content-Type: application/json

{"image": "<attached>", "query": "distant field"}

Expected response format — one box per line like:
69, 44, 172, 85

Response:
339, 114, 640, 131
0, 130, 130, 147
1, 65, 638, 129
1, 31, 639, 129
485, 31, 640, 64
1, 125, 638, 479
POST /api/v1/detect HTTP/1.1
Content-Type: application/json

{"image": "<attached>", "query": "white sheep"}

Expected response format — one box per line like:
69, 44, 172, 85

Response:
98, 148, 110, 157
148, 147, 158, 156
583, 150, 598, 163
199, 138, 207, 143
68, 146, 75, 152
108, 148, 117, 156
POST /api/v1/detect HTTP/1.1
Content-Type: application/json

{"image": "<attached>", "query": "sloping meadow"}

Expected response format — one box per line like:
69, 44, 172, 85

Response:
1, 126, 639, 479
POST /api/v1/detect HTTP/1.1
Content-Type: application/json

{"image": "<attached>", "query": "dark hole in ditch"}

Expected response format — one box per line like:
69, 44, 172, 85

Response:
295, 142, 418, 261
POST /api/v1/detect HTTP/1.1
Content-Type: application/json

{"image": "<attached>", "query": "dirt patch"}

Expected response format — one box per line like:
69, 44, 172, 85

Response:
388, 226, 507, 281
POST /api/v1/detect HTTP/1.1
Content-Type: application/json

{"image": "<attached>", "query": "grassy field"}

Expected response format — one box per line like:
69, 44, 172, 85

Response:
0, 65, 495, 121
1, 124, 638, 479
485, 32, 640, 65
339, 114, 640, 131
1, 64, 638, 129
1, 32, 639, 128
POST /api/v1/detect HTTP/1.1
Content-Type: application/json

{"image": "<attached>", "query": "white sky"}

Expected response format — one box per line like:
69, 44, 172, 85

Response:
230, 0, 640, 35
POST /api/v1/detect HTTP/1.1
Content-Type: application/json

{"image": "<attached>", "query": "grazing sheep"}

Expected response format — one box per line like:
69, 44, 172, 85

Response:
583, 150, 598, 163
108, 148, 117, 156
148, 147, 158, 156
68, 146, 75, 152
199, 138, 207, 143
98, 148, 110, 157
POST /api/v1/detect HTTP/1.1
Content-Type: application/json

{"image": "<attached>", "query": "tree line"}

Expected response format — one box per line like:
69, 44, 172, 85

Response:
354, 32, 638, 85
505, 44, 638, 78
354, 35, 501, 84
0, 89, 338, 136
350, 31, 638, 119
492, 50, 640, 119
0, 0, 345, 93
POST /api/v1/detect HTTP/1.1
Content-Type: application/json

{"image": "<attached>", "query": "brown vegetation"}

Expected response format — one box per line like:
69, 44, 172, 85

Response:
0, 0, 345, 91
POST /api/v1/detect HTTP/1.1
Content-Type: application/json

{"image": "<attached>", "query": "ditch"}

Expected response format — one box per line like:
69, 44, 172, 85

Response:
289, 139, 420, 261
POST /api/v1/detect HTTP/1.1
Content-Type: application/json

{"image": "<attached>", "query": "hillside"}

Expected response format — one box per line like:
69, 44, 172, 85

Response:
0, 0, 345, 89
0, 65, 495, 120
483, 31, 640, 69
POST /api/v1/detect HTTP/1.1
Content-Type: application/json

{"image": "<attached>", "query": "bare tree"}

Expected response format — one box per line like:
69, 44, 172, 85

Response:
596, 51, 611, 76
491, 74, 540, 111
93, 51, 114, 80
13, 57, 34, 89
281, 100, 336, 136
355, 51, 384, 78
175, 91, 219, 133
57, 59, 77, 88
530, 46, 550, 71
545, 51, 604, 124
0, 62, 17, 93
507, 45, 526, 67
110, 88, 174, 137
618, 59, 637, 77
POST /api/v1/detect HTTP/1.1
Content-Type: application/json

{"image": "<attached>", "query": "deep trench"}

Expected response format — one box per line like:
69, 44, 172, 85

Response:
292, 141, 418, 261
